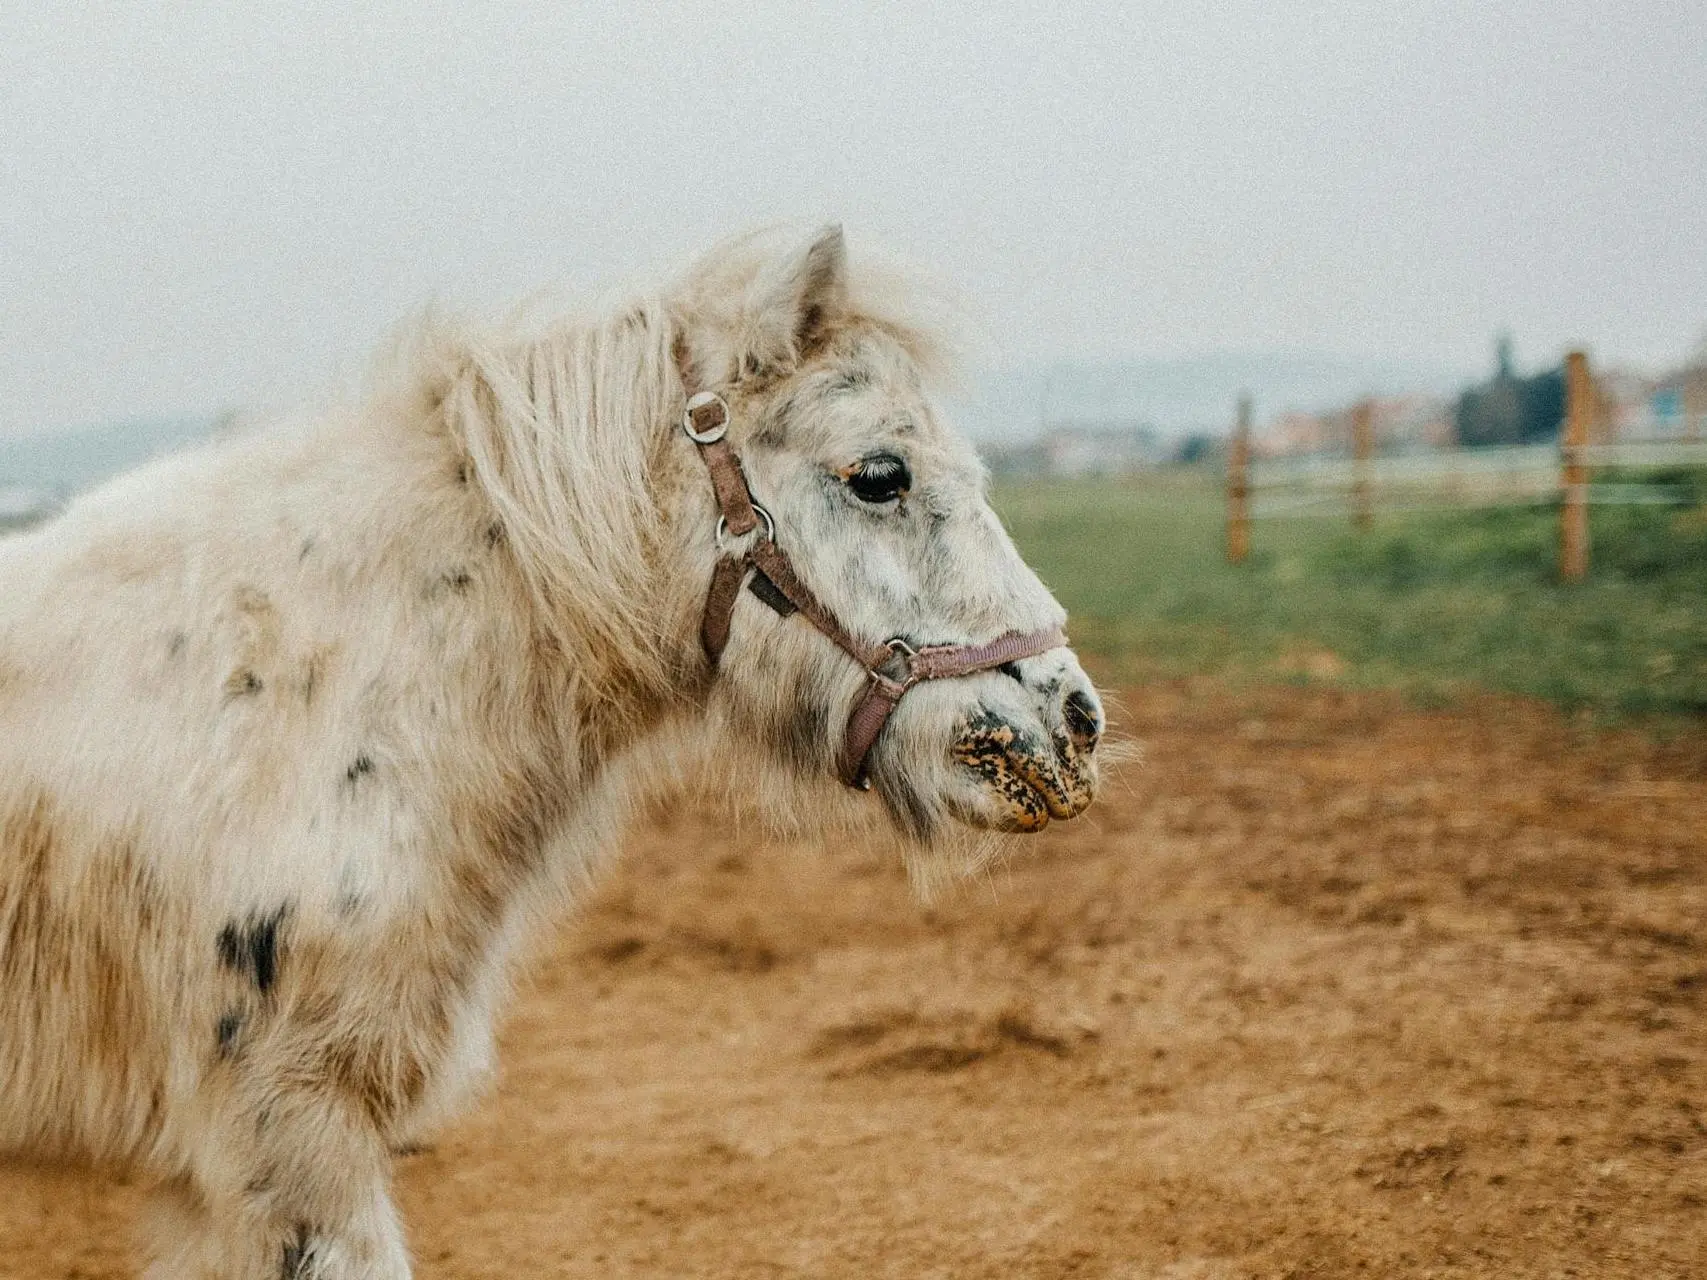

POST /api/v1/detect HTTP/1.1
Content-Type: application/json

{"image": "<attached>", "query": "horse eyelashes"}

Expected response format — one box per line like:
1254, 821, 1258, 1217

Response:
846, 455, 911, 505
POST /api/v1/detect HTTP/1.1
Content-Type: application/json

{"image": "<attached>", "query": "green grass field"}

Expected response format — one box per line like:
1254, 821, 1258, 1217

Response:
995, 469, 1707, 720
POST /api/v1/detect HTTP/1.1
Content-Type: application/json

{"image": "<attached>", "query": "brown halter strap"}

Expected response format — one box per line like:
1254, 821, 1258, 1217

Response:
680, 388, 1067, 788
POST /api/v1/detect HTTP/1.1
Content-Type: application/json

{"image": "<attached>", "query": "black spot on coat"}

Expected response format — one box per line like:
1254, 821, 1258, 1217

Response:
225, 669, 264, 699
215, 1010, 243, 1059
280, 1224, 312, 1279
217, 906, 289, 994
426, 568, 473, 599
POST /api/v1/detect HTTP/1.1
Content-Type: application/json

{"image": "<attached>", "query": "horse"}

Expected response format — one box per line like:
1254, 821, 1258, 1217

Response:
0, 224, 1103, 1278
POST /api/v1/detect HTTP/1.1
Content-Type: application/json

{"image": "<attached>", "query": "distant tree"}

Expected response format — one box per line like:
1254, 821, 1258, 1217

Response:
1455, 378, 1521, 447
1176, 433, 1219, 466
1453, 337, 1564, 446
1516, 368, 1565, 443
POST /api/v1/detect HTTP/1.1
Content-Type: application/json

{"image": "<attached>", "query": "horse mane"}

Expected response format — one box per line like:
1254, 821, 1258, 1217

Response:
438, 301, 682, 700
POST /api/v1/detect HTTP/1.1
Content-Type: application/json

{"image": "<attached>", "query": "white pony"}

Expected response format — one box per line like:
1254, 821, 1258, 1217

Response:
0, 225, 1102, 1278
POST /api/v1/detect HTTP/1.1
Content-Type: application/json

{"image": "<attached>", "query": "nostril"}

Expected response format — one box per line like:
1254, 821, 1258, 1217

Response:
997, 662, 1025, 685
1063, 689, 1101, 749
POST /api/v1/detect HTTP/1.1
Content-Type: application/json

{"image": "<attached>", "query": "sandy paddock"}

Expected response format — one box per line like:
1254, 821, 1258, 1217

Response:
3, 683, 1703, 1278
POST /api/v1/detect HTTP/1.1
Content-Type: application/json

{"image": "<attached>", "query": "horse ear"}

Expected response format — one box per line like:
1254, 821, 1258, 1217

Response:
755, 224, 847, 367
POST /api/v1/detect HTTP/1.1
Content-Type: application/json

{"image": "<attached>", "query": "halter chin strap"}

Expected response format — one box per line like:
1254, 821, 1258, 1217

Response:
680, 388, 1067, 788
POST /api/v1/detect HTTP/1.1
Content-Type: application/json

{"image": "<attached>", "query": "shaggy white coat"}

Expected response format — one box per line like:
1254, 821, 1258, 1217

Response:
0, 226, 1096, 1278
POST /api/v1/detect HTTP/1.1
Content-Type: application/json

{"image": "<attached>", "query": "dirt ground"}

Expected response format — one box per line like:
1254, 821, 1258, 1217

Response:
4, 683, 1705, 1278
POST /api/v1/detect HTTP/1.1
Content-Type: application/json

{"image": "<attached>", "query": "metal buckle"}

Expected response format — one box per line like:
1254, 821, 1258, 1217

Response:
715, 502, 775, 552
868, 637, 917, 690
682, 391, 730, 444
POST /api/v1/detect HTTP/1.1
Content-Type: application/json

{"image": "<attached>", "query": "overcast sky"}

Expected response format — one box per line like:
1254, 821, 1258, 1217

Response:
2, 0, 1703, 438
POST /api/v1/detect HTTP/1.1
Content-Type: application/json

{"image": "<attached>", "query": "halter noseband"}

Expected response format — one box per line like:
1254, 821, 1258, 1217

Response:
680, 388, 1067, 788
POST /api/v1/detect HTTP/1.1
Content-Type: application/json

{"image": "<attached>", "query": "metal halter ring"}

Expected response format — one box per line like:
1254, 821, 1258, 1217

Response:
868, 637, 919, 690
715, 502, 775, 551
682, 391, 730, 444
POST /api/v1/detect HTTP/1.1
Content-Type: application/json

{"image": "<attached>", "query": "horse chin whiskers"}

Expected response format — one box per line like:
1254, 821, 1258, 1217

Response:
898, 825, 1006, 903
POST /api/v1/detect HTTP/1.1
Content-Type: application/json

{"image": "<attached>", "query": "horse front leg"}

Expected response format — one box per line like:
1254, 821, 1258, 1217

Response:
145, 1080, 411, 1280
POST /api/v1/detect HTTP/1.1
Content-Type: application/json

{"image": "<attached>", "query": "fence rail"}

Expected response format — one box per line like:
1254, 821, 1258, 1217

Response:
1247, 438, 1707, 518
1253, 436, 1707, 490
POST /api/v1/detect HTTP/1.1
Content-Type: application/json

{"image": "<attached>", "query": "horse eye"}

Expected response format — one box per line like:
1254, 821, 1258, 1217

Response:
845, 455, 911, 505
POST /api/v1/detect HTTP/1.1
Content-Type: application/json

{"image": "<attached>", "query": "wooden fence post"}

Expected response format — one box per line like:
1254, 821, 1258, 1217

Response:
1227, 393, 1251, 564
1351, 398, 1374, 530
1560, 350, 1592, 583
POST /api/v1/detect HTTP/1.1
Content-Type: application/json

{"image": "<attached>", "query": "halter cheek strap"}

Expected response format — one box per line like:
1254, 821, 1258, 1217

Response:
681, 389, 1067, 789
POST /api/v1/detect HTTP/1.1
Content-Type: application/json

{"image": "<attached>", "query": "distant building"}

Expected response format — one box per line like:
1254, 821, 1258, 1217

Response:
1377, 393, 1456, 451
1263, 410, 1338, 457
983, 421, 1169, 477
1453, 338, 1564, 447
1257, 394, 1452, 459
1567, 359, 1706, 440
1595, 366, 1653, 441
1039, 421, 1169, 474
1646, 361, 1707, 437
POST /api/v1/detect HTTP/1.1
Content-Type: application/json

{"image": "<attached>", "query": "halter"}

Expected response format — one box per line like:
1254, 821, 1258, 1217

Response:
680, 388, 1067, 788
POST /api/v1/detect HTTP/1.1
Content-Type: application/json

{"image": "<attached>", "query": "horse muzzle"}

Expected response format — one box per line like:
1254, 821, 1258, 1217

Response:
950, 676, 1102, 832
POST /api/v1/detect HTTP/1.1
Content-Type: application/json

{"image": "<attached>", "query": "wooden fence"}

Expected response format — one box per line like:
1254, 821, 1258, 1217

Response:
1226, 352, 1707, 581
